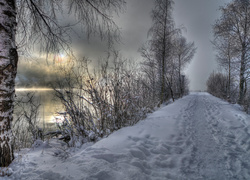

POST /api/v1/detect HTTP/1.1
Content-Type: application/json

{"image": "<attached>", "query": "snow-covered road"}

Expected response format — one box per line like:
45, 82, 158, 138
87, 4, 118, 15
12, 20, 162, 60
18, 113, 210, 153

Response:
4, 92, 250, 180
177, 93, 250, 179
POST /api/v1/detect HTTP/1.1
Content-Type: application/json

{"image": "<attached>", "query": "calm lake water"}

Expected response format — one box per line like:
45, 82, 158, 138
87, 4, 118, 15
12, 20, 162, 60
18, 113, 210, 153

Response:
15, 88, 63, 129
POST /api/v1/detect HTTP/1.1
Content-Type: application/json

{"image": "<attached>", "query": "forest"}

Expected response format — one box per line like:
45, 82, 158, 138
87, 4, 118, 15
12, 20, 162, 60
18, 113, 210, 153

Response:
207, 0, 250, 113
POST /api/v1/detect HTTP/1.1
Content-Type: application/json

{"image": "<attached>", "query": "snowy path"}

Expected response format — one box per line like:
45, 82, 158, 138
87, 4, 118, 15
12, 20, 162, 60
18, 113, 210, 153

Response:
3, 92, 250, 180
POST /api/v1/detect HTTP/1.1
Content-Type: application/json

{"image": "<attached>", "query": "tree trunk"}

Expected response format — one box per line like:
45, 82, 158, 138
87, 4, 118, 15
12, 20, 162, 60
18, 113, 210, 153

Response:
227, 40, 231, 100
178, 55, 182, 97
160, 3, 168, 104
166, 76, 175, 102
238, 45, 246, 104
228, 56, 231, 99
161, 54, 165, 104
0, 0, 17, 167
238, 6, 248, 104
160, 23, 166, 104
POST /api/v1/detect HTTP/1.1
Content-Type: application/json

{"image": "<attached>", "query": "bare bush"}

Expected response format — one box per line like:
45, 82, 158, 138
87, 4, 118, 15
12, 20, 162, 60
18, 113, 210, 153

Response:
52, 52, 147, 146
206, 72, 238, 103
13, 92, 44, 150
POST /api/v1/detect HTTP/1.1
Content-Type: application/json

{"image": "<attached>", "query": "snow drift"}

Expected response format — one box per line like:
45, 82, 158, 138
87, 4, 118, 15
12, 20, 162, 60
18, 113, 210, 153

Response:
2, 92, 250, 180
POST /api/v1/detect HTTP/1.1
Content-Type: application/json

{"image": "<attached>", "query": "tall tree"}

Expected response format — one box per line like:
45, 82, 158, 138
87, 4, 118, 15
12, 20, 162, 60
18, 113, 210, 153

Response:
0, 0, 17, 167
213, 0, 250, 104
140, 0, 195, 104
0, 0, 125, 167
147, 0, 177, 103
174, 36, 196, 97
140, 44, 157, 103
212, 32, 237, 99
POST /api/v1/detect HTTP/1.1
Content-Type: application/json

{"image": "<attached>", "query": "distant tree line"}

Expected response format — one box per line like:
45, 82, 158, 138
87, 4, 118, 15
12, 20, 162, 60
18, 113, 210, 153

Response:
208, 0, 250, 113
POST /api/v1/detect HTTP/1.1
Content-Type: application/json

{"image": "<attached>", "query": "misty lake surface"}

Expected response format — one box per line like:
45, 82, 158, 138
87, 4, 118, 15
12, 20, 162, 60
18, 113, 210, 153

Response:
15, 88, 63, 129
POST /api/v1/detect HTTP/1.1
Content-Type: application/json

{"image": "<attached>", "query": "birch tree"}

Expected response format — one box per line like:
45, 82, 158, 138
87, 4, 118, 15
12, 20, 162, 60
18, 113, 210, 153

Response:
139, 43, 159, 106
213, 0, 250, 104
0, 0, 125, 167
141, 0, 194, 104
147, 0, 177, 103
0, 0, 17, 167
212, 33, 238, 99
174, 36, 196, 97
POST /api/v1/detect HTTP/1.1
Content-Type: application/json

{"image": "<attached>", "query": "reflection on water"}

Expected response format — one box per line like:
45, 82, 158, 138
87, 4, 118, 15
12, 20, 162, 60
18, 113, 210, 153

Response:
15, 88, 63, 129
16, 88, 54, 92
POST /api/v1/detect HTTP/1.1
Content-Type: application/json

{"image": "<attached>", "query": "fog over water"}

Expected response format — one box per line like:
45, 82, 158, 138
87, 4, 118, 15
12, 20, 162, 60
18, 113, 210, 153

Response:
15, 89, 62, 127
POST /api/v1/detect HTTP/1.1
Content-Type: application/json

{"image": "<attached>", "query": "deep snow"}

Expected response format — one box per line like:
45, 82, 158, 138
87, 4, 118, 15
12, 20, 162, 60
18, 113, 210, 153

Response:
1, 92, 250, 180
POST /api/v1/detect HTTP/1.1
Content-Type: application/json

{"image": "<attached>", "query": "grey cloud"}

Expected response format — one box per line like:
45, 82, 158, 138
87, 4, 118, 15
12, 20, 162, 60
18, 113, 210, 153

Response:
17, 0, 232, 91
16, 60, 62, 87
173, 0, 231, 90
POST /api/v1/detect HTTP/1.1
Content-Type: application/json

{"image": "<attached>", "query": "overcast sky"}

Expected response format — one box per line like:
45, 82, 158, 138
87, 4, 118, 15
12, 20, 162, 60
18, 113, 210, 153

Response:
115, 0, 231, 91
18, 0, 232, 90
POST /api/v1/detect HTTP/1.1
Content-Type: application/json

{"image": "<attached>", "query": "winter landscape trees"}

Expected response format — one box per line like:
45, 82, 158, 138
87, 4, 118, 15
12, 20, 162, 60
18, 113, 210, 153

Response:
49, 0, 197, 147
140, 0, 195, 105
0, 0, 125, 167
3, 0, 250, 178
1, 0, 249, 178
0, 0, 195, 170
174, 36, 196, 97
52, 53, 147, 145
207, 72, 229, 100
210, 0, 250, 112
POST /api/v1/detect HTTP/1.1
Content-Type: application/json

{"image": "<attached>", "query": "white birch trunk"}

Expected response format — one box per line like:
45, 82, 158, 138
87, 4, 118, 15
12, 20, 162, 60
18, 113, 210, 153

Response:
0, 0, 17, 167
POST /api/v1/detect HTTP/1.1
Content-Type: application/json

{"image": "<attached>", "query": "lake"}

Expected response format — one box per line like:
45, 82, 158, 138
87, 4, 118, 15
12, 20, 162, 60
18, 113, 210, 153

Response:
15, 88, 63, 130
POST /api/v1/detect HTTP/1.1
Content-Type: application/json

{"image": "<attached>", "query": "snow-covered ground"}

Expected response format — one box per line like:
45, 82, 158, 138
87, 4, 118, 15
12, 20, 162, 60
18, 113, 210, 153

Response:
2, 92, 250, 180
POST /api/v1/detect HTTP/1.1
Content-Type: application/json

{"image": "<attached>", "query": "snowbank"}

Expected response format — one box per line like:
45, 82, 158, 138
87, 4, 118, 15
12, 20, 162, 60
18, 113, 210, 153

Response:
1, 92, 250, 179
